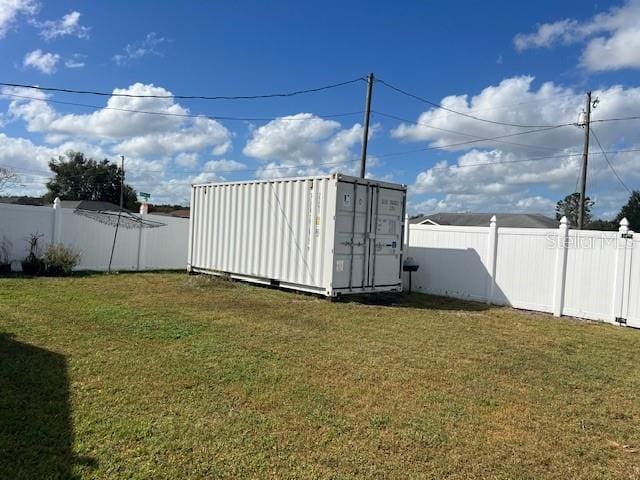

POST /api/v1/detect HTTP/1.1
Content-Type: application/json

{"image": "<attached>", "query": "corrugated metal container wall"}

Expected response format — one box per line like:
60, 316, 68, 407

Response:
188, 173, 407, 296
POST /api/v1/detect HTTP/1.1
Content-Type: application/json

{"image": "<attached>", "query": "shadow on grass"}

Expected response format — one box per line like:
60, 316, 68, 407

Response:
0, 333, 96, 479
0, 269, 187, 280
0, 271, 102, 280
184, 271, 496, 312
335, 292, 497, 312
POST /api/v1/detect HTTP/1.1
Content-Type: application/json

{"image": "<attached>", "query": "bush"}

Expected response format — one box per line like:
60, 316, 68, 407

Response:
0, 236, 12, 274
21, 254, 44, 275
42, 244, 81, 276
21, 233, 44, 275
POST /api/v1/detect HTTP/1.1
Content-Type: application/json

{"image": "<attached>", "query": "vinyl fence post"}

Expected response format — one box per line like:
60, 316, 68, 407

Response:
485, 215, 498, 304
136, 212, 146, 271
622, 228, 635, 323
611, 218, 630, 324
403, 214, 410, 291
404, 213, 410, 255
552, 216, 569, 317
52, 197, 62, 244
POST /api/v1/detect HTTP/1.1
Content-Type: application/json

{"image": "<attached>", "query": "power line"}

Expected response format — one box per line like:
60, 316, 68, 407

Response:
376, 78, 573, 129
589, 126, 632, 194
9, 147, 640, 186
0, 77, 365, 100
376, 78, 640, 128
6, 155, 568, 186
5, 86, 639, 127
591, 116, 640, 124
1, 92, 364, 122
2, 124, 575, 184
428, 151, 583, 171
373, 110, 561, 152
1, 157, 364, 182
375, 125, 571, 158
386, 93, 579, 119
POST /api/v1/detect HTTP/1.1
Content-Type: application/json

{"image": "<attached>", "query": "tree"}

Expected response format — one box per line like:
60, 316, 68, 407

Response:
0, 167, 17, 194
586, 219, 616, 231
149, 203, 188, 214
555, 192, 594, 227
45, 151, 139, 210
615, 190, 640, 231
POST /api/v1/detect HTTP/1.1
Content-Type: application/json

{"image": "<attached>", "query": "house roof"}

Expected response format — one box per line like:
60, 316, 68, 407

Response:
412, 212, 559, 228
150, 209, 190, 218
0, 196, 45, 206
56, 200, 130, 213
170, 209, 190, 218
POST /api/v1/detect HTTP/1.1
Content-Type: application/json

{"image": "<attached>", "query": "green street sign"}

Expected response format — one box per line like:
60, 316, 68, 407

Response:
139, 192, 151, 200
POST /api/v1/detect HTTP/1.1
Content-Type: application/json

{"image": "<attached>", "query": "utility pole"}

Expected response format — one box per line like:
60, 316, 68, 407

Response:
578, 91, 592, 230
359, 73, 374, 178
108, 155, 125, 273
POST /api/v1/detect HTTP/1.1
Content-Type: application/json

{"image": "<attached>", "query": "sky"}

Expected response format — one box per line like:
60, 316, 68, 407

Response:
1, 0, 639, 218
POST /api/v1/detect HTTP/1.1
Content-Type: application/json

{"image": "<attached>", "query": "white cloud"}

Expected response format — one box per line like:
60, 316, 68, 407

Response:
411, 149, 584, 197
514, 0, 640, 71
243, 113, 367, 179
35, 10, 89, 40
116, 117, 231, 157
396, 76, 640, 218
409, 194, 556, 216
113, 32, 168, 65
0, 129, 204, 204
0, 132, 56, 172
191, 159, 246, 184
175, 152, 198, 168
136, 179, 192, 205
0, 0, 38, 38
0, 82, 242, 204
5, 83, 233, 157
582, 27, 640, 71
64, 53, 86, 69
514, 19, 582, 51
392, 76, 640, 153
23, 49, 60, 74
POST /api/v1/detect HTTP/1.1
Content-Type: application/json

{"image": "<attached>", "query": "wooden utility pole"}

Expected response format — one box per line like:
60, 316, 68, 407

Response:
578, 91, 592, 230
359, 73, 374, 178
108, 155, 125, 273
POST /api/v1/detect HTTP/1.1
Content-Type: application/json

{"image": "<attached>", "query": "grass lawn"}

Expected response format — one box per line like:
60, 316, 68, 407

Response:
1, 272, 639, 479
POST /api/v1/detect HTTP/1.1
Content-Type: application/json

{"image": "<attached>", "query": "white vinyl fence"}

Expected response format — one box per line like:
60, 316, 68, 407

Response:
406, 216, 640, 328
0, 201, 189, 271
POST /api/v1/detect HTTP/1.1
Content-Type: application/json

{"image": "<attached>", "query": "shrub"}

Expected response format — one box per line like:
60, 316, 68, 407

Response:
0, 236, 11, 274
0, 236, 11, 263
21, 233, 44, 275
42, 244, 81, 276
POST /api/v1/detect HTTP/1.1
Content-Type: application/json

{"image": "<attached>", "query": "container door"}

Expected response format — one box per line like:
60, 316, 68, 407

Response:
333, 181, 369, 290
367, 186, 405, 288
333, 181, 404, 291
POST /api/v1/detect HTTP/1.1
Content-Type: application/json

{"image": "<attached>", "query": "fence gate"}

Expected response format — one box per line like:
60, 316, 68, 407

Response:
621, 235, 640, 328
611, 226, 640, 328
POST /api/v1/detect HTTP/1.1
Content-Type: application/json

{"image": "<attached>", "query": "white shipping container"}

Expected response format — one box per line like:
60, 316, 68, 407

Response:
188, 173, 407, 296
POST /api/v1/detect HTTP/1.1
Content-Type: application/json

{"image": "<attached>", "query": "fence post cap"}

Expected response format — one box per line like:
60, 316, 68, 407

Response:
53, 197, 61, 209
620, 217, 629, 228
559, 216, 568, 225
489, 215, 497, 225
